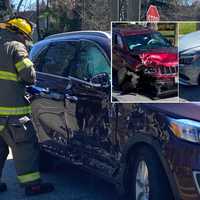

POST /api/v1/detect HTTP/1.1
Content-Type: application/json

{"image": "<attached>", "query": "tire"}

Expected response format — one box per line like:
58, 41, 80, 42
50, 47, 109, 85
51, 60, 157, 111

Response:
198, 74, 200, 86
127, 146, 173, 200
118, 68, 139, 93
118, 67, 128, 86
112, 69, 119, 89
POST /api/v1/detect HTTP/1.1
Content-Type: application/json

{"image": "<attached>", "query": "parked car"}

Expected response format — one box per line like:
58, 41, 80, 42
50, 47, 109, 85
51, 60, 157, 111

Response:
112, 26, 178, 98
28, 31, 200, 200
179, 31, 200, 85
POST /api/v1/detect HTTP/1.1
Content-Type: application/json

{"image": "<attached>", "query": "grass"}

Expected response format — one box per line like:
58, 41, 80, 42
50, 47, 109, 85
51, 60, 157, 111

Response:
179, 23, 197, 35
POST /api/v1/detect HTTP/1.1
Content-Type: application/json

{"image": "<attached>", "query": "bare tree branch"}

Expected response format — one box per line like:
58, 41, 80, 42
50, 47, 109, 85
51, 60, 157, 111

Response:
17, 0, 24, 13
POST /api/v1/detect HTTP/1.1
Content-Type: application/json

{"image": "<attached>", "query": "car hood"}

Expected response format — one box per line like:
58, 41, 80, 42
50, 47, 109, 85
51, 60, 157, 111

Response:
179, 31, 200, 52
138, 48, 178, 67
144, 103, 200, 122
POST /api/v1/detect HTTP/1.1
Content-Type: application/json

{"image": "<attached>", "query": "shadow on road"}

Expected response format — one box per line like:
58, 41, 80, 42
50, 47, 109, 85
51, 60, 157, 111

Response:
1, 159, 118, 200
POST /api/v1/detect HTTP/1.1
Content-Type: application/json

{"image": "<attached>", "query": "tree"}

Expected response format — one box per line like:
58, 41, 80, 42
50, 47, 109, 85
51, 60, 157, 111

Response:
39, 0, 111, 34
0, 0, 12, 19
75, 0, 111, 30
39, 0, 81, 36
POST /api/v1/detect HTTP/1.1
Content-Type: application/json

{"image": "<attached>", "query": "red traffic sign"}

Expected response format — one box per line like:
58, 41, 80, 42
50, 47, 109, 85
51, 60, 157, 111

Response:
146, 5, 160, 21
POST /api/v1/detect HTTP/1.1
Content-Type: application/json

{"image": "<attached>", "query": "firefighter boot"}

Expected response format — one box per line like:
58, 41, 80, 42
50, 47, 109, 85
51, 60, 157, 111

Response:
0, 182, 7, 192
25, 182, 54, 196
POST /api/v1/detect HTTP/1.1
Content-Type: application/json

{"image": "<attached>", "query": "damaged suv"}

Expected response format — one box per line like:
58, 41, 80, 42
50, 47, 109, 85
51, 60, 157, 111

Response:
28, 31, 200, 200
112, 26, 178, 98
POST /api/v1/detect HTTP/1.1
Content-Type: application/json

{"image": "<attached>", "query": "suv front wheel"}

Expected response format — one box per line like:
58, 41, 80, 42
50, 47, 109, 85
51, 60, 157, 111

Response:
127, 146, 174, 200
118, 68, 139, 93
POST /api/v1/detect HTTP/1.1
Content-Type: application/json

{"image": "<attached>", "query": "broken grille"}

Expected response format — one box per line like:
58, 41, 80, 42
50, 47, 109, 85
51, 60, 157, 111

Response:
159, 66, 177, 75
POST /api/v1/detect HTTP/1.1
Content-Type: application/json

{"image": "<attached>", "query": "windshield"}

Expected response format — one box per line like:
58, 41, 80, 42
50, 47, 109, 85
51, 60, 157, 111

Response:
125, 32, 172, 51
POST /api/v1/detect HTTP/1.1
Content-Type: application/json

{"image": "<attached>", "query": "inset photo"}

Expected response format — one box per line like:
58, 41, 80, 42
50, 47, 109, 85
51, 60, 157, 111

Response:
179, 22, 200, 102
112, 22, 179, 103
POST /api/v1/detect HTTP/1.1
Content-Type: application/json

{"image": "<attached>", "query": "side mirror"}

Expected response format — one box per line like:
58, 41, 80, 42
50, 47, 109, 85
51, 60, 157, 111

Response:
90, 72, 110, 88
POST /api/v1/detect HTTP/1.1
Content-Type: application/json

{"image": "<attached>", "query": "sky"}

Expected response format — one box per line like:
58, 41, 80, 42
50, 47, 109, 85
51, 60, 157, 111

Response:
12, 0, 37, 10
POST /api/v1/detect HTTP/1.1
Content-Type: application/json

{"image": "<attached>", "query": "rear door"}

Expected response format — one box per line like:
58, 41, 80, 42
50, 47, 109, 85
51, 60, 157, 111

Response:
31, 40, 79, 145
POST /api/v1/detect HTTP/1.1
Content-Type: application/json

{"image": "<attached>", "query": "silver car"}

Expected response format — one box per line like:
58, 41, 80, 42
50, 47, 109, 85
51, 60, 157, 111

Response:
179, 31, 200, 85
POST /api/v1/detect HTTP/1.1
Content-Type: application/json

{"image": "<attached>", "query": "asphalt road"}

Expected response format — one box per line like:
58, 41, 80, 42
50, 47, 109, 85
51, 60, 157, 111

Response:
112, 90, 179, 103
179, 85, 200, 102
1, 151, 117, 200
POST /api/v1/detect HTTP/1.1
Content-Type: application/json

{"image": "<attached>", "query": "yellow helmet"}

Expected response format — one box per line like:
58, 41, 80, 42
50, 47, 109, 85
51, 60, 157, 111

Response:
5, 17, 33, 40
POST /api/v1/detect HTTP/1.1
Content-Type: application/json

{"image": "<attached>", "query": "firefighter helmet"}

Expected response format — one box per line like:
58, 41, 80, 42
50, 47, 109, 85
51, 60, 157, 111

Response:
5, 17, 33, 40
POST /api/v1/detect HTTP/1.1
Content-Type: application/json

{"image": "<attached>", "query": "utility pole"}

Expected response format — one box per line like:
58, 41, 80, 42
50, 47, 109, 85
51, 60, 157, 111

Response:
111, 0, 119, 21
111, 0, 141, 21
46, 0, 49, 33
36, 0, 41, 40
127, 0, 141, 21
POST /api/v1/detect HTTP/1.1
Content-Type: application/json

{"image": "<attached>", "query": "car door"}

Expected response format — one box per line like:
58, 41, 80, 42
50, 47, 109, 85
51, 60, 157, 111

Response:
31, 40, 80, 146
64, 39, 119, 175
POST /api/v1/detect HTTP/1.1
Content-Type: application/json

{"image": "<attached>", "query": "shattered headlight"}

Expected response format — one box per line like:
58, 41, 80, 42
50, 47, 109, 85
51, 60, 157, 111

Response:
143, 66, 158, 74
180, 48, 200, 65
168, 117, 200, 143
179, 54, 199, 65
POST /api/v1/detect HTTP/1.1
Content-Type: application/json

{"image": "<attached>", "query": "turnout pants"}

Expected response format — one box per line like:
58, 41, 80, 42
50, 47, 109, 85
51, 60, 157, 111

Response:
0, 116, 40, 186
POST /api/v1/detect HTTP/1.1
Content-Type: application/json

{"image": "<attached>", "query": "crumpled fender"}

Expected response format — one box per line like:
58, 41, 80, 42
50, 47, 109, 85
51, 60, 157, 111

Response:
139, 52, 178, 67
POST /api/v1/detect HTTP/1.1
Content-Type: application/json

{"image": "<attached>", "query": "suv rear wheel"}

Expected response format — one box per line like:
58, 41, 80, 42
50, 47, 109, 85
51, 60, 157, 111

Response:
127, 146, 173, 200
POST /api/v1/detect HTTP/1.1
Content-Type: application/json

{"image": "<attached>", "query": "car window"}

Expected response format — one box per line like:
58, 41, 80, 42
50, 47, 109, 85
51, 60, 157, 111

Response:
70, 41, 110, 81
125, 32, 172, 51
36, 41, 78, 77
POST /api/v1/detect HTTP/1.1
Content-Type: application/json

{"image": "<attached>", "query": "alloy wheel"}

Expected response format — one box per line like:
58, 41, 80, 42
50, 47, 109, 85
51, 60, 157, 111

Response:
135, 160, 150, 200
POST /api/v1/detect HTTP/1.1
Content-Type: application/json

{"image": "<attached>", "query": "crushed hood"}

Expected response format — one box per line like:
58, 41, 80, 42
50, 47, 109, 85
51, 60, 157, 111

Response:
139, 48, 178, 67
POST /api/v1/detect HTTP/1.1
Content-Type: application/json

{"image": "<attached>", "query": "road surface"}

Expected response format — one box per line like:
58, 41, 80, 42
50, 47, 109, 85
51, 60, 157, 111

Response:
1, 151, 117, 200
179, 85, 200, 102
112, 90, 179, 103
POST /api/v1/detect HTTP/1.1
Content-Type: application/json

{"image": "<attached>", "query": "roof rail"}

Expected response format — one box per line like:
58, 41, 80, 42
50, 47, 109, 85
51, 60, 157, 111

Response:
45, 31, 111, 40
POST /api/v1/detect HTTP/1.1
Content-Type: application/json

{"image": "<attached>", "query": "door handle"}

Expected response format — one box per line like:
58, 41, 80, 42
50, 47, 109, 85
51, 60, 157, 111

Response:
65, 94, 78, 102
43, 88, 50, 94
26, 86, 49, 95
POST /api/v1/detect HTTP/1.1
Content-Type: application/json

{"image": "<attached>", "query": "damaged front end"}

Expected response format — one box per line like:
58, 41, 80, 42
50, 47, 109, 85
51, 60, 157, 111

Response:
137, 51, 178, 98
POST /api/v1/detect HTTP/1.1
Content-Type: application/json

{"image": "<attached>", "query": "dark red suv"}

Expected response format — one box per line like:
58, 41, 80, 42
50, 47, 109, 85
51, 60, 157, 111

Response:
112, 26, 178, 98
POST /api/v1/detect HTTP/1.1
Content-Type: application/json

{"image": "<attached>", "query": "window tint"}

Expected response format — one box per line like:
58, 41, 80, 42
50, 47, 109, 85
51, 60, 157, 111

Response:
37, 41, 78, 77
71, 41, 110, 81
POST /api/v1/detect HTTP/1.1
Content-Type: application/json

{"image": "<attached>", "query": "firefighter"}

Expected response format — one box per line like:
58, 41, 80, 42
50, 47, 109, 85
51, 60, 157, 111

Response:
0, 17, 54, 196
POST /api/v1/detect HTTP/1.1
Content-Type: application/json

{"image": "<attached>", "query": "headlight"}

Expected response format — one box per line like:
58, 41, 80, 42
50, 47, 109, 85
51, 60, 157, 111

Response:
179, 55, 193, 65
179, 54, 200, 65
168, 117, 200, 143
144, 67, 158, 74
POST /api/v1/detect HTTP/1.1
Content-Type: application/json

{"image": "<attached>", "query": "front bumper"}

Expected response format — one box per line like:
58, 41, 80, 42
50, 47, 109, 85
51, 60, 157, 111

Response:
152, 79, 177, 97
165, 135, 200, 200
179, 65, 200, 85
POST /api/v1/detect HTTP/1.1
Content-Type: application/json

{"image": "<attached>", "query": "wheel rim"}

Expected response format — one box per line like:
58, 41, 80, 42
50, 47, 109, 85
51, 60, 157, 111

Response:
135, 160, 150, 200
